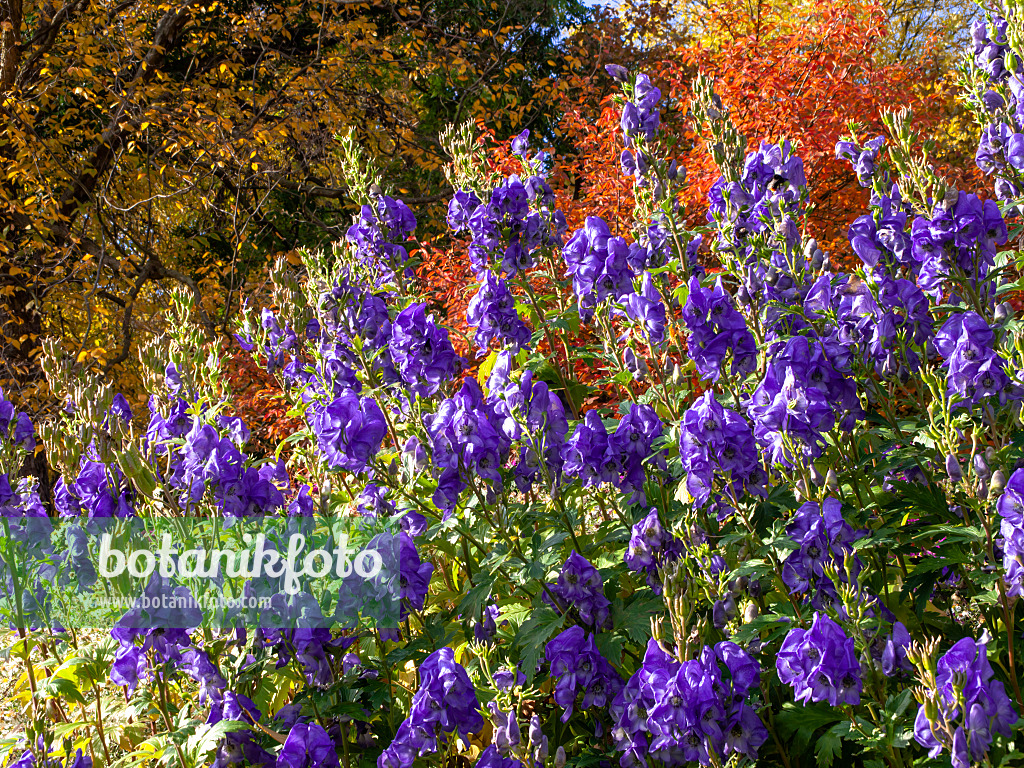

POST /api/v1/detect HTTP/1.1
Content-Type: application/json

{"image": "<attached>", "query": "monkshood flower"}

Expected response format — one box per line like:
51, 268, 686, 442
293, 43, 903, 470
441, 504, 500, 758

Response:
624, 508, 685, 592
346, 193, 416, 287
318, 278, 392, 353
682, 276, 756, 382
448, 174, 559, 277
972, 15, 1014, 85
378, 648, 484, 768
747, 335, 860, 466
913, 636, 1017, 768
7, 750, 92, 768
912, 192, 1006, 300
707, 140, 806, 253
54, 456, 135, 519
110, 578, 203, 692
308, 389, 388, 473
389, 303, 462, 398
466, 271, 532, 352
781, 497, 864, 609
624, 272, 667, 345
996, 468, 1024, 597
546, 626, 624, 722
545, 550, 612, 630
487, 357, 569, 491
976, 122, 1013, 175
619, 73, 661, 146
473, 604, 502, 643
627, 217, 674, 275
423, 378, 510, 513
0, 389, 35, 451
612, 403, 667, 505
476, 745, 519, 768
562, 216, 634, 317
399, 531, 433, 618
846, 184, 913, 275
610, 639, 767, 768
562, 405, 665, 504
678, 392, 762, 508
835, 136, 887, 187
934, 311, 1016, 406
820, 272, 933, 376
777, 612, 861, 706
278, 723, 341, 768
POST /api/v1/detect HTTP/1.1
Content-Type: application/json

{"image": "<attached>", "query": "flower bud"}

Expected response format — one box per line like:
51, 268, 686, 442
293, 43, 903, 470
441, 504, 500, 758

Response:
605, 64, 628, 82
973, 453, 991, 479
671, 362, 683, 385
995, 302, 1012, 323
508, 712, 521, 747
986, 446, 997, 464
945, 454, 963, 483
803, 238, 819, 258
743, 602, 759, 623
529, 714, 543, 746
810, 465, 824, 487
667, 159, 678, 180
555, 746, 566, 768
825, 469, 839, 492
991, 469, 1007, 495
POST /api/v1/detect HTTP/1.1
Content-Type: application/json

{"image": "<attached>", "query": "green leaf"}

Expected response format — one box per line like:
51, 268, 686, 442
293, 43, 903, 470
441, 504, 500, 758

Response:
815, 730, 841, 768
613, 594, 663, 645
514, 605, 564, 683
186, 720, 252, 757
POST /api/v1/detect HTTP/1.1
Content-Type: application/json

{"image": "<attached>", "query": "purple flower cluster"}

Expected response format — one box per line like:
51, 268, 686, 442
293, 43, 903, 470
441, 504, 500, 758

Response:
546, 625, 623, 721
619, 74, 661, 145
611, 639, 767, 768
835, 136, 886, 188
308, 390, 388, 474
780, 497, 863, 609
624, 508, 684, 591
846, 185, 914, 276
911, 192, 1006, 300
447, 174, 562, 278
707, 140, 806, 253
399, 531, 433, 618
914, 636, 1017, 768
487, 356, 569, 493
423, 379, 510, 513
389, 303, 462, 399
747, 336, 860, 466
346, 193, 416, 287
0, 389, 34, 451
563, 217, 635, 316
466, 271, 532, 352
777, 612, 861, 706
682, 277, 756, 382
545, 551, 611, 630
810, 271, 932, 377
378, 648, 484, 768
996, 468, 1024, 597
55, 456, 136, 519
562, 404, 665, 504
678, 393, 762, 508
935, 311, 1016, 406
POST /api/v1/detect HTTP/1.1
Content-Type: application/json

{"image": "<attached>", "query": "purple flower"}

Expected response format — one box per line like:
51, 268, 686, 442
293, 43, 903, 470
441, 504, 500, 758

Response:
913, 636, 1017, 766
546, 626, 623, 722
390, 304, 462, 398
308, 390, 388, 473
277, 723, 340, 768
546, 551, 611, 630
776, 612, 861, 706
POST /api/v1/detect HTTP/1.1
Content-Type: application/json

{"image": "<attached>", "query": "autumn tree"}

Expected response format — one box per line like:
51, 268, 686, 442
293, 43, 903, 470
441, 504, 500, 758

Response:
0, 0, 589, 423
